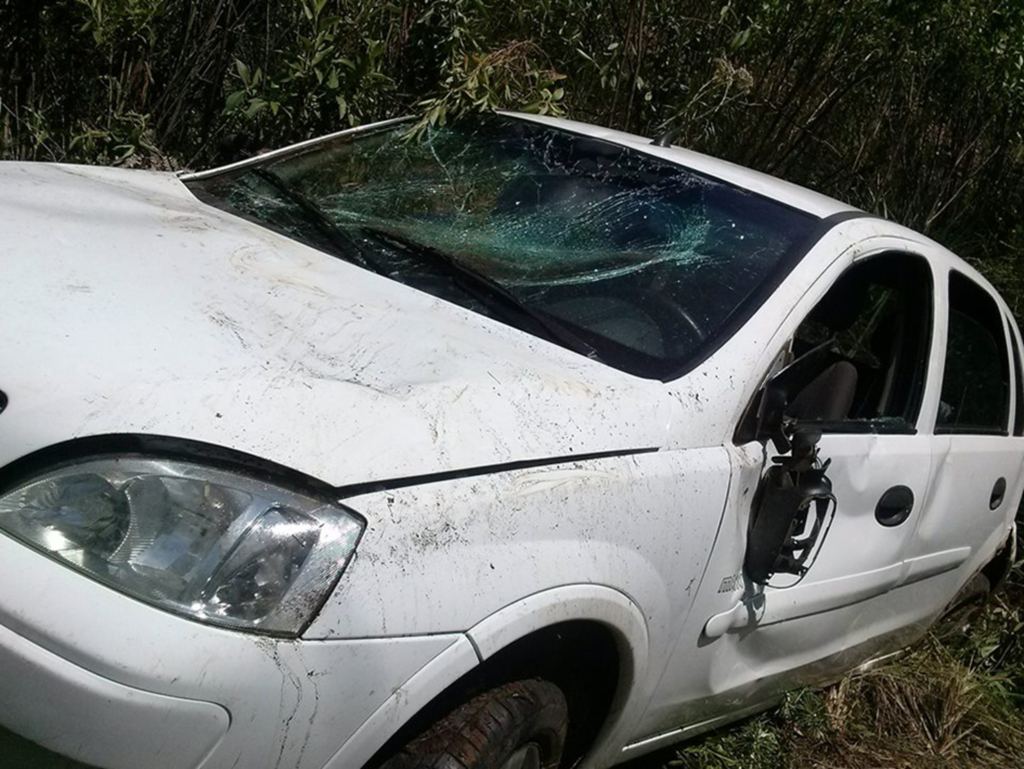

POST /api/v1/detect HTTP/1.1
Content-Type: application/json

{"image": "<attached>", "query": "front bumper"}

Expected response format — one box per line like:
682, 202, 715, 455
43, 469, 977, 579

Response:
0, 621, 228, 769
0, 533, 469, 769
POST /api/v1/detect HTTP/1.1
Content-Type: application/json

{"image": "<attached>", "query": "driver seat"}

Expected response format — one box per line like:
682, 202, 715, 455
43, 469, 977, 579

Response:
787, 360, 859, 422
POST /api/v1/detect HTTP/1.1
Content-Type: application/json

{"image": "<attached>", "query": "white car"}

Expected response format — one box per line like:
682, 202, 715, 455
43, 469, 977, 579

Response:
0, 112, 1020, 769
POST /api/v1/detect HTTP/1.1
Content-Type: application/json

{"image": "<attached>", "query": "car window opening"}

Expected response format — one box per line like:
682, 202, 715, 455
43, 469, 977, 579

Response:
937, 271, 1011, 434
786, 253, 933, 432
1009, 313, 1024, 437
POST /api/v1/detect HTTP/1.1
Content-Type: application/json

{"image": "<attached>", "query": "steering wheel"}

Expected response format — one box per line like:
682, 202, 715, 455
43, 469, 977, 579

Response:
635, 288, 706, 352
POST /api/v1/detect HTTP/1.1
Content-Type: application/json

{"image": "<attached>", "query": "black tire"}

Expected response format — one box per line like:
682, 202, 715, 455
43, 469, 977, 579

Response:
379, 679, 569, 769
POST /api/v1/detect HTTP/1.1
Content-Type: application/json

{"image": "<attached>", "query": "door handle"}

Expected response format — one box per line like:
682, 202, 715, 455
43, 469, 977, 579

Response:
990, 477, 1007, 510
876, 485, 914, 527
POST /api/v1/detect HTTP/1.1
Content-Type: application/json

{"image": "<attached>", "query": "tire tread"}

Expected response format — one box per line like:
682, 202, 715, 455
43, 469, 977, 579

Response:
380, 679, 568, 769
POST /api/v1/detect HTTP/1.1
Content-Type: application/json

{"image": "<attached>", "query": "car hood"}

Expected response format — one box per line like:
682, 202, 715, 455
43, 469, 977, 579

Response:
0, 162, 677, 486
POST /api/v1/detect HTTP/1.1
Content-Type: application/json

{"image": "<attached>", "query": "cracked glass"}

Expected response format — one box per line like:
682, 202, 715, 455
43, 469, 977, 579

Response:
188, 116, 819, 379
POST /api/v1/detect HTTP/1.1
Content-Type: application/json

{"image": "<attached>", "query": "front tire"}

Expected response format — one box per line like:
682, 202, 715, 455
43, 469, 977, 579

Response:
380, 679, 569, 769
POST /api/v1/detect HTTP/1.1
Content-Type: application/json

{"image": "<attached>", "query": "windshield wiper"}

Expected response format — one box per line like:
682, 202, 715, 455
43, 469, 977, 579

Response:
245, 171, 599, 362
248, 167, 383, 274
361, 228, 602, 362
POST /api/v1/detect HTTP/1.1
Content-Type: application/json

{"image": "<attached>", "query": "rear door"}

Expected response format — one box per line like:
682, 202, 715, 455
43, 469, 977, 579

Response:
903, 270, 1024, 592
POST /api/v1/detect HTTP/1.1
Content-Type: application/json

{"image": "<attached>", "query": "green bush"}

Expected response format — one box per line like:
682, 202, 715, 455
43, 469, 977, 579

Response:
1, 0, 1022, 303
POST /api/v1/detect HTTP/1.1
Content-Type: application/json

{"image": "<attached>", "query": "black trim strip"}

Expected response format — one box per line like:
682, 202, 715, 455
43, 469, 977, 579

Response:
935, 427, 1010, 437
333, 447, 661, 499
820, 210, 884, 226
0, 434, 660, 500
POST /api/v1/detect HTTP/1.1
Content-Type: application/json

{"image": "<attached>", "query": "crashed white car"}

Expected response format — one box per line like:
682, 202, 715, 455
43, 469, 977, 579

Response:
1, 113, 1020, 769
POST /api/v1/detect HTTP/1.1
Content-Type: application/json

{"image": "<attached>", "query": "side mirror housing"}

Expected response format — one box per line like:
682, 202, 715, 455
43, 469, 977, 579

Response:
745, 460, 835, 584
746, 339, 839, 585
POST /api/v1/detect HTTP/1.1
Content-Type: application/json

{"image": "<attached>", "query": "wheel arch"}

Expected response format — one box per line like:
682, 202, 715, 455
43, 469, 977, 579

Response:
352, 585, 650, 769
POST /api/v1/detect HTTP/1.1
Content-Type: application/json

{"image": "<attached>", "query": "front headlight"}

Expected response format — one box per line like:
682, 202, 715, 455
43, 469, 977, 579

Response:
0, 457, 364, 635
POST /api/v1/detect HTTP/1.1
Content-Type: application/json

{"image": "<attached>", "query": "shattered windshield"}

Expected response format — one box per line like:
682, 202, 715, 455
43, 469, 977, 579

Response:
187, 116, 819, 380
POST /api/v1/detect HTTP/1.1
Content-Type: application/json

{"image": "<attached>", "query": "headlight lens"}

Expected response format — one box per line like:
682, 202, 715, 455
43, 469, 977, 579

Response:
0, 457, 363, 635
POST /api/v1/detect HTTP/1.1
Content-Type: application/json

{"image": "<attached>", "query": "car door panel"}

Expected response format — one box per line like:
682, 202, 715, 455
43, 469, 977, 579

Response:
705, 562, 904, 637
907, 435, 1022, 580
900, 545, 973, 584
633, 247, 946, 750
704, 432, 932, 637
786, 433, 933, 584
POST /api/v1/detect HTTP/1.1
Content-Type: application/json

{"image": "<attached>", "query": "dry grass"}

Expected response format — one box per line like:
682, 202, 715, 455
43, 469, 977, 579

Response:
646, 565, 1024, 769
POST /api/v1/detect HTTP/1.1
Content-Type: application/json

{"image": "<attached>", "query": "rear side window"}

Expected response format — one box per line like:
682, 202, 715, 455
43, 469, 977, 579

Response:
1009, 314, 1024, 436
937, 272, 1010, 434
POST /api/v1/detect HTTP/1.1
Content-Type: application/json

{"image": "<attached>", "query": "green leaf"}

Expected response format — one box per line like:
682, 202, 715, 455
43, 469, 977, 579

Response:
235, 59, 251, 86
577, 48, 596, 64
224, 90, 246, 112
244, 98, 268, 118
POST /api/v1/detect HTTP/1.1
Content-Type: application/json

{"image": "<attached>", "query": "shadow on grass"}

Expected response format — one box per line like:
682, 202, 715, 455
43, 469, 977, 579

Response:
0, 725, 95, 769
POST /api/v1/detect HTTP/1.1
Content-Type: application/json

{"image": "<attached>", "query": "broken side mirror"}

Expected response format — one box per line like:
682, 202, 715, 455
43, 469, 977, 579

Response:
746, 341, 838, 585
745, 437, 836, 584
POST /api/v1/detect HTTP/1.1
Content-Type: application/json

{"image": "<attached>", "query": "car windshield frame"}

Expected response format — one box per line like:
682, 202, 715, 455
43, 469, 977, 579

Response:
184, 115, 825, 381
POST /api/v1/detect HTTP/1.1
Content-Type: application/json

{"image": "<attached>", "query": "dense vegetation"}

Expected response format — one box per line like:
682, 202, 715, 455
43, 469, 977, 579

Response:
3, 2, 1024, 766
3, 0, 1023, 307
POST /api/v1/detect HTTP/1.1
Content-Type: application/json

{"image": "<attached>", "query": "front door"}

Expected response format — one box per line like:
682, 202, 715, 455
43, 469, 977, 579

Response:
627, 249, 944, 753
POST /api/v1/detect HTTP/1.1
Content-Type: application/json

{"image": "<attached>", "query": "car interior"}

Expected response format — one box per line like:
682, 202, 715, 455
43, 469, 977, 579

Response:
784, 253, 933, 430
